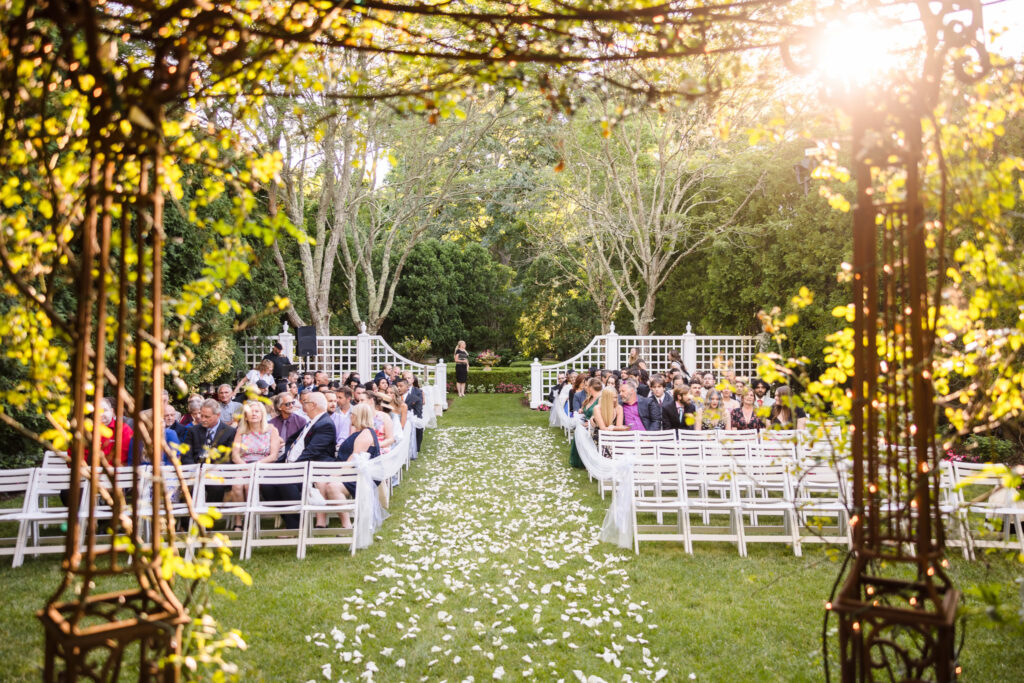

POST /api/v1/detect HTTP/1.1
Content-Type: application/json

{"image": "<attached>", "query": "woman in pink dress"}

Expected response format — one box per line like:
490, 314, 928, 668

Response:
230, 400, 282, 530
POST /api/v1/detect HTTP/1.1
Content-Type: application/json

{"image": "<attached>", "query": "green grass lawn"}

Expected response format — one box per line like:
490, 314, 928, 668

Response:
1, 394, 1021, 681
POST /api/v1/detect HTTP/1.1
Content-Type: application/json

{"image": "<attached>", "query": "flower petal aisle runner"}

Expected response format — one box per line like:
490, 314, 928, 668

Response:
305, 426, 671, 682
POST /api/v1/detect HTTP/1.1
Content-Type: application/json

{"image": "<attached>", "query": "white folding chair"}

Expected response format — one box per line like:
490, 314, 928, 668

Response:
951, 461, 1024, 559
596, 431, 638, 498
136, 463, 202, 547
193, 463, 253, 558
721, 429, 759, 443
791, 462, 851, 548
244, 462, 307, 559
0, 468, 35, 564
13, 467, 88, 567
301, 461, 359, 557
631, 458, 689, 554
89, 465, 142, 552
677, 431, 718, 443
734, 459, 801, 556
42, 451, 69, 468
637, 430, 677, 445
683, 457, 745, 555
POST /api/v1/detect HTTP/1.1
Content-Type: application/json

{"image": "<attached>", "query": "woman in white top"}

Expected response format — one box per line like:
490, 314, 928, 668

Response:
236, 359, 275, 394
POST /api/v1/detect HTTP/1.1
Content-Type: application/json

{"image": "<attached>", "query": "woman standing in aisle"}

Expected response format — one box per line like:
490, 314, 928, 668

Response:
454, 340, 470, 397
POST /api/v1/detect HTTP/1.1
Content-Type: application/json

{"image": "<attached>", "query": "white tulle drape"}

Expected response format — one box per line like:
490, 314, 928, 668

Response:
352, 418, 414, 549
573, 424, 634, 550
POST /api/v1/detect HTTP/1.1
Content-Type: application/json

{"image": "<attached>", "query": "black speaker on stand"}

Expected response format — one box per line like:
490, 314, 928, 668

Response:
296, 326, 317, 373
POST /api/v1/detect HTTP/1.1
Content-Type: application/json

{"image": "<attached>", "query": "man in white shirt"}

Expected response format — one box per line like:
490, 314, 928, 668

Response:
324, 387, 353, 448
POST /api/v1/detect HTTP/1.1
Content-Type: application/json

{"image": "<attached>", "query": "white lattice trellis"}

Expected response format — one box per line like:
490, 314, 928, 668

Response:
370, 336, 428, 374
529, 327, 760, 408
694, 336, 761, 378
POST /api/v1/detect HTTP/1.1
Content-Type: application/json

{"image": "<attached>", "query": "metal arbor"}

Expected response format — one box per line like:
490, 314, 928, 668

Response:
824, 3, 990, 680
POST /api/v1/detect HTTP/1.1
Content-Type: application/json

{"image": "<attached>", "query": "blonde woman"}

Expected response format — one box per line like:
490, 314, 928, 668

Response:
454, 340, 470, 397
593, 386, 626, 431
696, 390, 731, 431
230, 400, 282, 530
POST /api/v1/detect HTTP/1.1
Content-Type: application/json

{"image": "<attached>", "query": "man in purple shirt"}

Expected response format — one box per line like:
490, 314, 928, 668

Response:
270, 392, 308, 442
619, 379, 662, 431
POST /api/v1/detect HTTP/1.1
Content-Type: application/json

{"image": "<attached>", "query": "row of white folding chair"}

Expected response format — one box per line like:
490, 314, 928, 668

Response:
946, 461, 1024, 558
629, 457, 807, 557
5, 461, 366, 566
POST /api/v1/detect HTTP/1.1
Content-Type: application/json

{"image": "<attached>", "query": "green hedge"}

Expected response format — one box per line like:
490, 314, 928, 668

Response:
446, 368, 530, 393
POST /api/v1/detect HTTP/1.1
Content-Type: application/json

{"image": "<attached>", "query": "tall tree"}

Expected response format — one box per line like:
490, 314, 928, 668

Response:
543, 93, 766, 335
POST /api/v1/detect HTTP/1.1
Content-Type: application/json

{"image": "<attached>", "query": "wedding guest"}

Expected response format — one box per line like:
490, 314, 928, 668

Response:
230, 401, 282, 530
619, 379, 661, 431
752, 379, 774, 409
237, 359, 275, 394
731, 387, 766, 431
270, 392, 307, 443
398, 372, 424, 450
593, 386, 626, 431
636, 369, 651, 398
454, 340, 470, 397
688, 382, 705, 410
371, 391, 396, 452
335, 403, 382, 528
216, 384, 243, 426
324, 389, 352, 449
271, 391, 336, 530
649, 376, 673, 413
569, 378, 604, 469
701, 372, 716, 397
696, 390, 731, 431
626, 347, 647, 372
571, 373, 589, 413
768, 386, 808, 430
663, 385, 697, 430
164, 405, 189, 442
180, 395, 203, 427
721, 384, 740, 413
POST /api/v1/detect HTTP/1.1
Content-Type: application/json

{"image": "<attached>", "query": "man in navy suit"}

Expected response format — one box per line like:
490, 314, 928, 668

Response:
263, 391, 337, 529
398, 372, 424, 449
183, 398, 238, 503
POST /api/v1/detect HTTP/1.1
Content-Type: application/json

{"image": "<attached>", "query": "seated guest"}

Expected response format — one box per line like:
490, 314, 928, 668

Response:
183, 398, 237, 466
648, 376, 672, 412
618, 379, 661, 431
731, 387, 766, 431
636, 369, 651, 398
216, 383, 243, 426
571, 373, 589, 413
397, 372, 424, 450
768, 386, 807, 430
593, 385, 626, 431
299, 372, 315, 394
180, 395, 203, 426
126, 407, 178, 466
287, 381, 299, 399
734, 376, 749, 397
663, 385, 697, 430
547, 373, 568, 404
752, 379, 774, 409
688, 382, 705, 410
165, 405, 190, 442
374, 364, 394, 383
696, 390, 731, 431
325, 387, 353, 448
229, 400, 282, 530
270, 392, 307, 443
389, 385, 409, 432
701, 372, 716, 398
270, 392, 337, 529
370, 391, 396, 453
569, 378, 604, 468
721, 384, 740, 413
333, 403, 382, 528
604, 373, 619, 390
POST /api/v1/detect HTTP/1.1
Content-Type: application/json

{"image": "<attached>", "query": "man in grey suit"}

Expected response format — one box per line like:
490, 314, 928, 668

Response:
618, 378, 662, 431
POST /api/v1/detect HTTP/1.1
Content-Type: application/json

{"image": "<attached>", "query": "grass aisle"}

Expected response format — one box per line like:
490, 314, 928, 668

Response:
0, 395, 1020, 681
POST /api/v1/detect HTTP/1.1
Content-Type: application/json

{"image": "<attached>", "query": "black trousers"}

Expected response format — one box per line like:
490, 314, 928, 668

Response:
258, 483, 301, 529
415, 427, 424, 450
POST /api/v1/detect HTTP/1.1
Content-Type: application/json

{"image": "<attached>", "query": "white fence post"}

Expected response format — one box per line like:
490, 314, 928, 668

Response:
278, 322, 295, 361
604, 323, 619, 371
530, 358, 543, 409
356, 326, 372, 381
683, 322, 697, 374
435, 360, 448, 411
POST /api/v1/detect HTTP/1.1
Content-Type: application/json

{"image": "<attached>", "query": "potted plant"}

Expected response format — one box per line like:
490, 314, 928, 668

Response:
476, 349, 500, 371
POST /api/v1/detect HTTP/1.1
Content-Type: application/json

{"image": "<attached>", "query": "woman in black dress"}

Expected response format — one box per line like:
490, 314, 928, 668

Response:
454, 340, 469, 397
